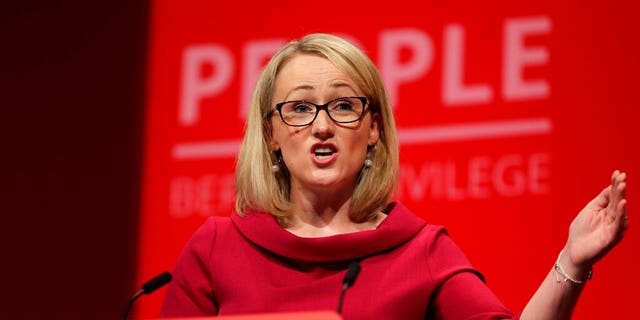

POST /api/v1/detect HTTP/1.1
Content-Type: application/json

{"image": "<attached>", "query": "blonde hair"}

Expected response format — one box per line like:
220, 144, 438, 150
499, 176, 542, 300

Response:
234, 33, 399, 223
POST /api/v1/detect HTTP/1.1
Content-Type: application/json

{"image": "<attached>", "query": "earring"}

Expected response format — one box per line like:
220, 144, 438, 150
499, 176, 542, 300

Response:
364, 151, 373, 168
364, 144, 376, 168
271, 157, 282, 173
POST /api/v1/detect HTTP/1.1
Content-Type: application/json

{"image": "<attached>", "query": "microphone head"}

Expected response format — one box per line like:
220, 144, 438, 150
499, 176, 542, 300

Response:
141, 272, 172, 294
343, 261, 361, 287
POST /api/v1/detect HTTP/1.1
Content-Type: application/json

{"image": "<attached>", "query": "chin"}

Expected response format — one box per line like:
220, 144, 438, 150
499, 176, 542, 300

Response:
307, 173, 356, 191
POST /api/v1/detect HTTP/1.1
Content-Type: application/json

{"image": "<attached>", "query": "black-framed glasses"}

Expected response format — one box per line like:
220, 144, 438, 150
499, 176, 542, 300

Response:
271, 96, 368, 127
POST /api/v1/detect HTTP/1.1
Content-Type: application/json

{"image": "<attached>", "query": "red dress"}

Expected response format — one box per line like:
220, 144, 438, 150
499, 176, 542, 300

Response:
160, 202, 516, 319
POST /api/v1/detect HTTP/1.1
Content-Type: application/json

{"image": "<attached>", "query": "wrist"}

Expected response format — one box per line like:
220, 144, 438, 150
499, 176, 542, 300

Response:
555, 249, 592, 284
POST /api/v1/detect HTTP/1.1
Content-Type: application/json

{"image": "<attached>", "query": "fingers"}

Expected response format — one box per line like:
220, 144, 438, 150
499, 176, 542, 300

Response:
610, 170, 627, 210
586, 171, 626, 207
611, 170, 626, 192
620, 199, 629, 230
609, 170, 628, 228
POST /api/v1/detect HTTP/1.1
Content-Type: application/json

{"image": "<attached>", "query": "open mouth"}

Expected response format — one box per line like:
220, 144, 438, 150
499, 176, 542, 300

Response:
313, 145, 337, 159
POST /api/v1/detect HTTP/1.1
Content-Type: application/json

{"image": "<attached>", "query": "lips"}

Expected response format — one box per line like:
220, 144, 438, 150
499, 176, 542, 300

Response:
311, 143, 338, 164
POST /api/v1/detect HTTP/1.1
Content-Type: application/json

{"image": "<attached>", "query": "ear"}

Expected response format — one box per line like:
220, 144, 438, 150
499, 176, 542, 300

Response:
368, 113, 381, 146
268, 138, 280, 151
265, 123, 280, 151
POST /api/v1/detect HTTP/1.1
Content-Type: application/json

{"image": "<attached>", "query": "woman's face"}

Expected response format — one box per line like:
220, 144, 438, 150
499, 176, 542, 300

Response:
269, 54, 380, 197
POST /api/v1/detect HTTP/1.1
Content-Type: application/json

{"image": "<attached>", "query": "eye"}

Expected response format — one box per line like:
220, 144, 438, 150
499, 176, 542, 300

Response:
290, 102, 314, 113
331, 100, 355, 112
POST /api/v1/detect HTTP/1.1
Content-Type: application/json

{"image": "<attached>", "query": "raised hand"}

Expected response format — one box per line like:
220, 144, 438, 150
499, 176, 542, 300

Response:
564, 170, 628, 275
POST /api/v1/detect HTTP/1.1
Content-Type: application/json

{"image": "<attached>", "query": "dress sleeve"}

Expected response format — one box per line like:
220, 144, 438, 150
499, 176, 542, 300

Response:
426, 228, 519, 320
160, 217, 218, 317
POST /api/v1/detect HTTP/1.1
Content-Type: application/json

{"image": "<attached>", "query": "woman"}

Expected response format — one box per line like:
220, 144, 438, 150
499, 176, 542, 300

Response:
160, 33, 628, 319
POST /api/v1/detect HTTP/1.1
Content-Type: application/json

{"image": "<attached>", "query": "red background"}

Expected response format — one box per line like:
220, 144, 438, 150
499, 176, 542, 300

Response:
136, 1, 640, 319
4, 1, 637, 320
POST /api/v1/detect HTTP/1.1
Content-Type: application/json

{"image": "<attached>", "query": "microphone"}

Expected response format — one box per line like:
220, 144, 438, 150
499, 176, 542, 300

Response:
141, 271, 172, 294
337, 261, 361, 314
121, 272, 172, 320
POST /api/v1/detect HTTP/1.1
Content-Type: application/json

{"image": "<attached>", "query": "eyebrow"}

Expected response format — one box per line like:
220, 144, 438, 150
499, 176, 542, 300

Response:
288, 84, 315, 93
285, 82, 357, 100
330, 82, 356, 91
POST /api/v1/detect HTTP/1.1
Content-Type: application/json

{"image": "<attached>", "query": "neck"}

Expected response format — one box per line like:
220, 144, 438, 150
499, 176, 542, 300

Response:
286, 186, 384, 237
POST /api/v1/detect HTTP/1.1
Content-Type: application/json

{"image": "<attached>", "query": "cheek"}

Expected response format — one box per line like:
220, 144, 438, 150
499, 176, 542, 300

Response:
274, 129, 306, 161
348, 135, 371, 162
269, 122, 294, 150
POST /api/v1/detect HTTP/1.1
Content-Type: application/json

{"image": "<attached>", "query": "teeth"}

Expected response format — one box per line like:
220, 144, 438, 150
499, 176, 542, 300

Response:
314, 146, 335, 158
315, 147, 333, 153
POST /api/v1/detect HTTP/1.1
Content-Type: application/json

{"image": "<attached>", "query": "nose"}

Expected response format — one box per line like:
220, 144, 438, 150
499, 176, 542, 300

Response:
311, 108, 335, 139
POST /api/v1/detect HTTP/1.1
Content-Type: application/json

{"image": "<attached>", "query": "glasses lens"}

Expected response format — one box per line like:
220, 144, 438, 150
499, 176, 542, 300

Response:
327, 97, 364, 123
280, 101, 317, 126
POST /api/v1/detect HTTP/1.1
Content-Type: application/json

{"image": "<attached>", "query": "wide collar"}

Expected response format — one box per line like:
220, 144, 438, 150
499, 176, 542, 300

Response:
231, 202, 426, 262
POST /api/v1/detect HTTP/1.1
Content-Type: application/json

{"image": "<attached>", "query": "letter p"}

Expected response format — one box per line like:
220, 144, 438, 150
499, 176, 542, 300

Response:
179, 45, 234, 126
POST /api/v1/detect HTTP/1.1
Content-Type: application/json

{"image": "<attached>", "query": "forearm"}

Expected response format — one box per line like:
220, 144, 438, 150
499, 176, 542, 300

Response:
521, 249, 590, 320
